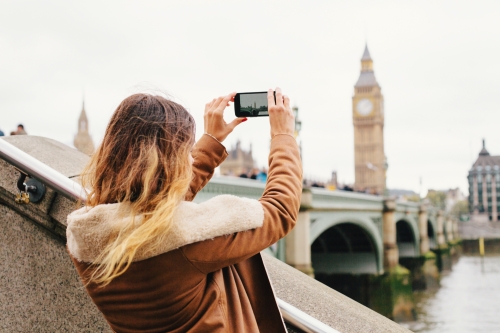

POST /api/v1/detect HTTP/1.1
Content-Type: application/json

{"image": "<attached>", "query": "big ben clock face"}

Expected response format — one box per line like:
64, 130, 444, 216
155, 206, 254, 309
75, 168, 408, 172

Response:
356, 98, 373, 116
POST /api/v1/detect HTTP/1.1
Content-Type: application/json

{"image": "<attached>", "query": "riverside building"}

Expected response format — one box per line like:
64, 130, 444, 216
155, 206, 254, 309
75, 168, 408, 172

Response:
468, 140, 500, 221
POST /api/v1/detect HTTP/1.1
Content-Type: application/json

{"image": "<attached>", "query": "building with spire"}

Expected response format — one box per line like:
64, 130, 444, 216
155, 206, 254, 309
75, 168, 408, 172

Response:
219, 140, 255, 176
73, 102, 95, 155
468, 140, 500, 221
352, 45, 387, 195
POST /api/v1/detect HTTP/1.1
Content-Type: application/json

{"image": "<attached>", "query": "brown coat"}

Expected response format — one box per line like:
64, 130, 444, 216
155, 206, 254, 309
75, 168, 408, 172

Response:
67, 134, 302, 332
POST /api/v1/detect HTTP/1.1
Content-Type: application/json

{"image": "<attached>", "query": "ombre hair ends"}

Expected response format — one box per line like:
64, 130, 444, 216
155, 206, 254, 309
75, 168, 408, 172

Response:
80, 93, 196, 286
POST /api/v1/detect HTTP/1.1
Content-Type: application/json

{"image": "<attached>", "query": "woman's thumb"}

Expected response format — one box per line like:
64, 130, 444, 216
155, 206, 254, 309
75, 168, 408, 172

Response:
229, 117, 247, 130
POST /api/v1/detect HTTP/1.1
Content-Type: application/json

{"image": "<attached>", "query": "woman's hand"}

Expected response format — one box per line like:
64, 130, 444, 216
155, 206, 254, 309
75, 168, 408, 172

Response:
204, 92, 246, 142
268, 87, 295, 137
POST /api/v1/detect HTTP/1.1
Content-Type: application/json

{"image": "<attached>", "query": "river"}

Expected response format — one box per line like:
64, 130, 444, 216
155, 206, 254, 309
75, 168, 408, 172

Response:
400, 255, 500, 333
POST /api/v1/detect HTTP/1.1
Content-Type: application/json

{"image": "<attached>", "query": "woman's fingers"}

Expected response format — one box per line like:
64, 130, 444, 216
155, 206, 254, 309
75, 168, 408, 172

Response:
204, 98, 216, 114
275, 87, 283, 107
210, 93, 235, 115
228, 117, 247, 131
211, 96, 225, 113
203, 92, 242, 142
268, 87, 295, 137
284, 95, 290, 108
267, 89, 275, 107
216, 95, 232, 114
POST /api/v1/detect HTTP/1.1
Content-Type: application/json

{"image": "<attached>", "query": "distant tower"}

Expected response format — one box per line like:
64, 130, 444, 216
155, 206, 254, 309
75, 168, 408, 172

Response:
352, 44, 386, 194
74, 101, 95, 155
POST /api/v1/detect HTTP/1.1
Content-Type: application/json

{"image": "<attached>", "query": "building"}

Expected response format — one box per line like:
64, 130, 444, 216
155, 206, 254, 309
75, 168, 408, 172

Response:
219, 140, 255, 176
352, 45, 387, 194
445, 188, 466, 213
468, 140, 500, 221
73, 101, 95, 155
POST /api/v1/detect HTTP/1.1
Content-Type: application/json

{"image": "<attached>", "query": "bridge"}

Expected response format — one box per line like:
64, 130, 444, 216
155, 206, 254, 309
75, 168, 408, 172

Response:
195, 163, 460, 320
0, 135, 462, 331
197, 176, 457, 271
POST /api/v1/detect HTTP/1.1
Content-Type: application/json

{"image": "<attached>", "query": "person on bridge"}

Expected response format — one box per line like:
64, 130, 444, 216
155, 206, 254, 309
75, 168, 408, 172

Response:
66, 88, 302, 332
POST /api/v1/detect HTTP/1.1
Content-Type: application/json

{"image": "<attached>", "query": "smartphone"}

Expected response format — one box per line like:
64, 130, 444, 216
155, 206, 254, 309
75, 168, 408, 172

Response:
234, 91, 275, 117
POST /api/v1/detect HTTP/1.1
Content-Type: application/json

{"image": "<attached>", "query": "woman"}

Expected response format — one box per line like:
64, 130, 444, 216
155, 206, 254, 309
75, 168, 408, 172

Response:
67, 88, 302, 332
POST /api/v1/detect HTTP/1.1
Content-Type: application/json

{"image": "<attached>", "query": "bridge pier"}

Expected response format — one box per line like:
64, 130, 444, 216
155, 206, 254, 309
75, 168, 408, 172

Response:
432, 210, 452, 271
400, 205, 440, 291
383, 199, 399, 270
448, 218, 462, 264
285, 188, 314, 277
446, 218, 454, 243
369, 199, 415, 321
453, 219, 460, 240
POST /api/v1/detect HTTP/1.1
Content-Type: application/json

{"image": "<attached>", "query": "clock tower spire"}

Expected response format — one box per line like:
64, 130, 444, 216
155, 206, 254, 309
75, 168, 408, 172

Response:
74, 100, 95, 155
361, 44, 373, 71
352, 44, 386, 194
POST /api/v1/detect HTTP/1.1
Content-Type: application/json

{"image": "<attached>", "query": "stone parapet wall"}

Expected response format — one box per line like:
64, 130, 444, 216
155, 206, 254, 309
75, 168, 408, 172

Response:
0, 205, 111, 332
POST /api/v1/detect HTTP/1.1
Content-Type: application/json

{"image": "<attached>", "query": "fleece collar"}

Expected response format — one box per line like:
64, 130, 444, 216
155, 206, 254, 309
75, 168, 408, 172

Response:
66, 195, 264, 263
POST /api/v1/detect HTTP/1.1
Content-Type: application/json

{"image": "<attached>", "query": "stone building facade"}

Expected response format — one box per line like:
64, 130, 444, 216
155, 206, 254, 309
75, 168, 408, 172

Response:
468, 140, 500, 221
352, 45, 387, 194
219, 140, 255, 176
73, 102, 95, 155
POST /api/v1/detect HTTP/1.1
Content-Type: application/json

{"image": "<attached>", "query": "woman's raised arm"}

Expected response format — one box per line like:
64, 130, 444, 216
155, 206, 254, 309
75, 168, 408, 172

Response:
185, 92, 246, 200
181, 88, 303, 273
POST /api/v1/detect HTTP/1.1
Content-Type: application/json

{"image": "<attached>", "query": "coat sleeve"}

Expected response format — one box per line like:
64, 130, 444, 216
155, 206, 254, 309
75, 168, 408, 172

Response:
181, 135, 303, 274
184, 134, 228, 202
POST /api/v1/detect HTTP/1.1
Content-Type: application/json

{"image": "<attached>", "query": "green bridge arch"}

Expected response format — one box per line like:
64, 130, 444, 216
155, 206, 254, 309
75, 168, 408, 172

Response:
310, 213, 384, 275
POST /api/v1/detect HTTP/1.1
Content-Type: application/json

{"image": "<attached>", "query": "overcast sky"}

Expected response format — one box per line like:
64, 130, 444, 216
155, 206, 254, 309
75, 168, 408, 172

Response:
1, 0, 499, 196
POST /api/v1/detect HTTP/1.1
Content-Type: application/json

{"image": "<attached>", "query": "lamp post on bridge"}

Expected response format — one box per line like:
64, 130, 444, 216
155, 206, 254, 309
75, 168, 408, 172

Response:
285, 105, 313, 277
292, 106, 302, 160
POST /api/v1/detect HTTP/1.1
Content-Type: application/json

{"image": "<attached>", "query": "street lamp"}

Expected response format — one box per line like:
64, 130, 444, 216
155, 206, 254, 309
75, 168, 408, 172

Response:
292, 106, 302, 139
292, 106, 303, 160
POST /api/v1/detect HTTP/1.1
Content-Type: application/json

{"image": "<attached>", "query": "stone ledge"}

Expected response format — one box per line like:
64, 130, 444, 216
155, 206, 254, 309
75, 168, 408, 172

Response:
1, 136, 90, 178
263, 253, 410, 333
0, 136, 89, 237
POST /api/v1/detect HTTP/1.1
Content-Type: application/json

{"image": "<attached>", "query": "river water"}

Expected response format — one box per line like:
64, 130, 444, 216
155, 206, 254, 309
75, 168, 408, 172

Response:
400, 255, 500, 333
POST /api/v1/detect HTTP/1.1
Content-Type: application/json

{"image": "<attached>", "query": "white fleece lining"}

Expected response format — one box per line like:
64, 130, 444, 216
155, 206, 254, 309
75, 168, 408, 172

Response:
66, 195, 264, 263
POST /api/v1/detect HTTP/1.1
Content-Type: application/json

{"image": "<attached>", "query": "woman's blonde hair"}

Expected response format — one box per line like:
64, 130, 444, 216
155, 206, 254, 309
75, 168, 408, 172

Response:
80, 93, 195, 286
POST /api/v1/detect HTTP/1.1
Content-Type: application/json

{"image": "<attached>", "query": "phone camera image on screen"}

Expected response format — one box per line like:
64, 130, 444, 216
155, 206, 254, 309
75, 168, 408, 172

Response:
234, 92, 271, 117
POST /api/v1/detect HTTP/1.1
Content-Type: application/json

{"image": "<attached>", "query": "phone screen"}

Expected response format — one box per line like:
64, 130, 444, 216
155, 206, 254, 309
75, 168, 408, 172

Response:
234, 92, 270, 117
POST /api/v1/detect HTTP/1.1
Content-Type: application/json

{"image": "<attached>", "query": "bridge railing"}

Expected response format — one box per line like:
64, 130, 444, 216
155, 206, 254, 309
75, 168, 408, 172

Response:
0, 137, 341, 333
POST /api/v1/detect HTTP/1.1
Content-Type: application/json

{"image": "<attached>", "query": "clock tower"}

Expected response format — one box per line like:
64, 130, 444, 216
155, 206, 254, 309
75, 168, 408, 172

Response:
352, 45, 386, 194
74, 101, 95, 155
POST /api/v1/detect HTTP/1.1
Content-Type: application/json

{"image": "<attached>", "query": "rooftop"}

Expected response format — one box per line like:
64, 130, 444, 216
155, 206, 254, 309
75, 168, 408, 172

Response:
355, 71, 379, 88
471, 140, 500, 170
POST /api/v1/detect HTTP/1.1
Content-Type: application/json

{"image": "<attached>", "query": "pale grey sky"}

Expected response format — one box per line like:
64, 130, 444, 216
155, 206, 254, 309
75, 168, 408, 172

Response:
1, 0, 499, 195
